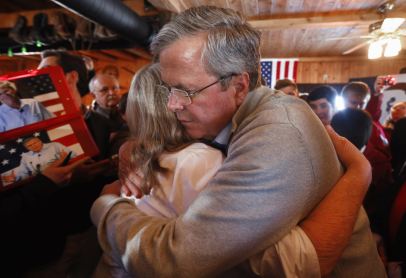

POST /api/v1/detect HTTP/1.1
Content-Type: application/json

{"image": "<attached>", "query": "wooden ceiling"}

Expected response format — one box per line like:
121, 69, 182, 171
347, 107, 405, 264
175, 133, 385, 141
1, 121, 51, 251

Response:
149, 0, 406, 58
0, 0, 406, 60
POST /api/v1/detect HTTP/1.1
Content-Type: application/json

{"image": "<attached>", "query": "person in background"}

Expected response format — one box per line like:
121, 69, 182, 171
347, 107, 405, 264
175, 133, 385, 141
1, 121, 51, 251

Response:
24, 50, 118, 278
342, 81, 390, 150
384, 101, 406, 133
274, 78, 299, 97
331, 108, 372, 151
331, 108, 391, 215
83, 55, 96, 84
89, 74, 122, 132
307, 85, 337, 125
365, 76, 391, 126
39, 50, 112, 162
389, 117, 406, 177
369, 118, 406, 278
342, 81, 370, 110
0, 155, 91, 278
0, 81, 55, 132
108, 92, 129, 157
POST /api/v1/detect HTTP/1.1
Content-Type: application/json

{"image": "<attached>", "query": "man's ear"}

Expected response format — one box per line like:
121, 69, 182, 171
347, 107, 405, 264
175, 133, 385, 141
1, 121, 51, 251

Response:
65, 71, 79, 85
89, 92, 96, 100
234, 72, 250, 106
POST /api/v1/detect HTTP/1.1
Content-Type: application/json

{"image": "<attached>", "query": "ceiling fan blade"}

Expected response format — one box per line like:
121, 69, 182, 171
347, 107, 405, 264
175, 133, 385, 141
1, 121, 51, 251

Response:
343, 39, 374, 55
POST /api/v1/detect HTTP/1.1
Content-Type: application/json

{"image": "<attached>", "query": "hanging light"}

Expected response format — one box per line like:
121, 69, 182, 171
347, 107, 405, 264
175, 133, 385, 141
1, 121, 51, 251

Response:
368, 41, 382, 59
381, 18, 405, 32
384, 38, 402, 57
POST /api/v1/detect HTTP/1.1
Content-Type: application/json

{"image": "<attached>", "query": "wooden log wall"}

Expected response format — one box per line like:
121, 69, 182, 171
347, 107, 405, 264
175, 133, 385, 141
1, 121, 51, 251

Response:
296, 58, 406, 84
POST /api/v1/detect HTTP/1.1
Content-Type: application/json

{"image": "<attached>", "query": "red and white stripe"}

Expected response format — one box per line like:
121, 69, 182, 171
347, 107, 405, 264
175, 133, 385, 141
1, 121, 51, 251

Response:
47, 124, 84, 157
34, 92, 66, 117
262, 59, 298, 88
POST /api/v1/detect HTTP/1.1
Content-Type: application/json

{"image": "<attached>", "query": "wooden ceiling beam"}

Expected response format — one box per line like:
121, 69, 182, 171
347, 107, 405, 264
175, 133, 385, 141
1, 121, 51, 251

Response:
0, 0, 158, 29
125, 47, 154, 61
77, 50, 117, 63
0, 54, 41, 61
100, 49, 139, 61
250, 11, 406, 31
146, 0, 184, 13
293, 55, 406, 62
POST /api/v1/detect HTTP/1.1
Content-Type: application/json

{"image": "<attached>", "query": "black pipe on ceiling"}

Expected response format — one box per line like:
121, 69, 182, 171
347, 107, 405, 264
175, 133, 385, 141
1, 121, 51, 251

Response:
51, 0, 156, 47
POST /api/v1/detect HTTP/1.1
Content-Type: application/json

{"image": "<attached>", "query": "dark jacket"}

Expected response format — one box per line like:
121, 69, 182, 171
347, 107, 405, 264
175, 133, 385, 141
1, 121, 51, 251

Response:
369, 168, 406, 277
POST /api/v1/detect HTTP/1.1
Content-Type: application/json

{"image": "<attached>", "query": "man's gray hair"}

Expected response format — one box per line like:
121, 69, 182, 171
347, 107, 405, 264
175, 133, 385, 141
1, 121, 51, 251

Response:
89, 74, 119, 92
150, 5, 262, 91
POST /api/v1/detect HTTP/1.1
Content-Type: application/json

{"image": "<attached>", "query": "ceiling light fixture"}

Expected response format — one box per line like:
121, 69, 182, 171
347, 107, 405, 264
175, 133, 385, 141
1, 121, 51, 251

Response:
384, 38, 402, 57
381, 18, 405, 32
368, 41, 383, 59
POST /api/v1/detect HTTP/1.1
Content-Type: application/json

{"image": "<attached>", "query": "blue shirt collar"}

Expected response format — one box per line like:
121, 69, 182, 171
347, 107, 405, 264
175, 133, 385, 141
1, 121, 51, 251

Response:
0, 99, 29, 112
212, 122, 232, 145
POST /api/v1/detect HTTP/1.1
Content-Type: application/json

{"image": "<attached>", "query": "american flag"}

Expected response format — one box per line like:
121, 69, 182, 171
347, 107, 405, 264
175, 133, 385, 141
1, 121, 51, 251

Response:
261, 59, 299, 89
0, 124, 84, 187
15, 73, 66, 117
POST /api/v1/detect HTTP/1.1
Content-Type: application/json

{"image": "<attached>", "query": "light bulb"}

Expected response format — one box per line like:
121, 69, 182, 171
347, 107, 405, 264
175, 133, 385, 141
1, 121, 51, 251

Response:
384, 38, 401, 57
369, 41, 382, 59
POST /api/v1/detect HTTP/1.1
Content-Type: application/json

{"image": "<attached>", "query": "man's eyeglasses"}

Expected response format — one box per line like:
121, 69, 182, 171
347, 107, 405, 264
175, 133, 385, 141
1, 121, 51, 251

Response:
97, 87, 120, 94
157, 75, 234, 106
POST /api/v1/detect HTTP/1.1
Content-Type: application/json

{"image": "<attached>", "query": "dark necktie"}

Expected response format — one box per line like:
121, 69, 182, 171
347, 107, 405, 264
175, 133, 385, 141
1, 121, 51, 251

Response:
210, 141, 227, 156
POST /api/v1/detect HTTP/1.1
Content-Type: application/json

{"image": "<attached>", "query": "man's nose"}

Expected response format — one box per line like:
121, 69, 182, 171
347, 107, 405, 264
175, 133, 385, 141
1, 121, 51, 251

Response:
167, 93, 184, 111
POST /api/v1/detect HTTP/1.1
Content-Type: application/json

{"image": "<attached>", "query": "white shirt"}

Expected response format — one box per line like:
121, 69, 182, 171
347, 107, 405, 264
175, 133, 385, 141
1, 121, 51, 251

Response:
0, 99, 55, 132
96, 143, 320, 278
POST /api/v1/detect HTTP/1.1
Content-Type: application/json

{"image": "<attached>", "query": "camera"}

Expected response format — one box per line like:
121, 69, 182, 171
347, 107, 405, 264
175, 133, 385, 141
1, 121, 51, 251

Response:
383, 76, 396, 86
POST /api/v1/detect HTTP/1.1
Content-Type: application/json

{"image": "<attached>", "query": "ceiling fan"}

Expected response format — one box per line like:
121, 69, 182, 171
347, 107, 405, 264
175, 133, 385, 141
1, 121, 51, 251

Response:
327, 2, 406, 58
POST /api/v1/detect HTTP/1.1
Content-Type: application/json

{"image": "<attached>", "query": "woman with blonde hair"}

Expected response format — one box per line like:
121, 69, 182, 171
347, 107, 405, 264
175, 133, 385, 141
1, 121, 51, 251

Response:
93, 63, 372, 278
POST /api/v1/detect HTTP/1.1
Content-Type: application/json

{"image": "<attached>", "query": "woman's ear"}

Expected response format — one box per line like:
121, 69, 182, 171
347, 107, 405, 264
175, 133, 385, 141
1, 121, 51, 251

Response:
234, 72, 250, 107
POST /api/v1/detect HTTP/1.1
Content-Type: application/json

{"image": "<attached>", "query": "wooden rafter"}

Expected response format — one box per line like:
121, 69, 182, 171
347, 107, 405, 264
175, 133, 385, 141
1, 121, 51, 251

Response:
100, 50, 139, 61
249, 11, 406, 31
125, 47, 154, 61
78, 50, 117, 63
0, 55, 41, 61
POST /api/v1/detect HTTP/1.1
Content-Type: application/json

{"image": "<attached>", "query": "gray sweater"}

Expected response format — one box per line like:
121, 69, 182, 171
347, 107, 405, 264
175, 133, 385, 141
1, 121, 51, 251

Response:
91, 86, 385, 277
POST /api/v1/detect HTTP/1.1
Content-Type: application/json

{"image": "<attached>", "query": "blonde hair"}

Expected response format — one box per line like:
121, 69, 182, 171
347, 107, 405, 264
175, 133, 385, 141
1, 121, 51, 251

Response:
274, 79, 297, 91
342, 81, 370, 102
126, 63, 195, 190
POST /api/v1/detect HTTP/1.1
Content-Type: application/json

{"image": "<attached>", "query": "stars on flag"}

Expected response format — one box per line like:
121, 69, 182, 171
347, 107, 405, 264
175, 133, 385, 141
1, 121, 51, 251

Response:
0, 145, 5, 150
34, 132, 40, 137
1, 160, 9, 166
9, 148, 16, 154
16, 138, 23, 143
